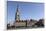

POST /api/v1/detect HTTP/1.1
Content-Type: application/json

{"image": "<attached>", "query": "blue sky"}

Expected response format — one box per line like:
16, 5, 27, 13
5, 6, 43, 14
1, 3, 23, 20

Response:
7, 1, 44, 23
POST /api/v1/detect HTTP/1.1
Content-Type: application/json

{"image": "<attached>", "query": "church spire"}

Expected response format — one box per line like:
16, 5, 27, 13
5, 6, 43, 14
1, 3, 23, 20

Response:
15, 4, 20, 22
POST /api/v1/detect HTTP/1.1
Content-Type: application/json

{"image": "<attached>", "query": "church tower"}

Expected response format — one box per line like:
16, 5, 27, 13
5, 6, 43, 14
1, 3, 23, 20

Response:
15, 5, 20, 22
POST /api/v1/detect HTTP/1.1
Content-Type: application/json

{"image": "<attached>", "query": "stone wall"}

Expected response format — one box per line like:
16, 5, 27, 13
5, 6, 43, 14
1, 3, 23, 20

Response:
15, 22, 26, 26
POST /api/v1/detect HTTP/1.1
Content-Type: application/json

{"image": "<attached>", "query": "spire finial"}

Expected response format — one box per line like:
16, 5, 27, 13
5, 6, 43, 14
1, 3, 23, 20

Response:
17, 4, 19, 11
17, 4, 19, 8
